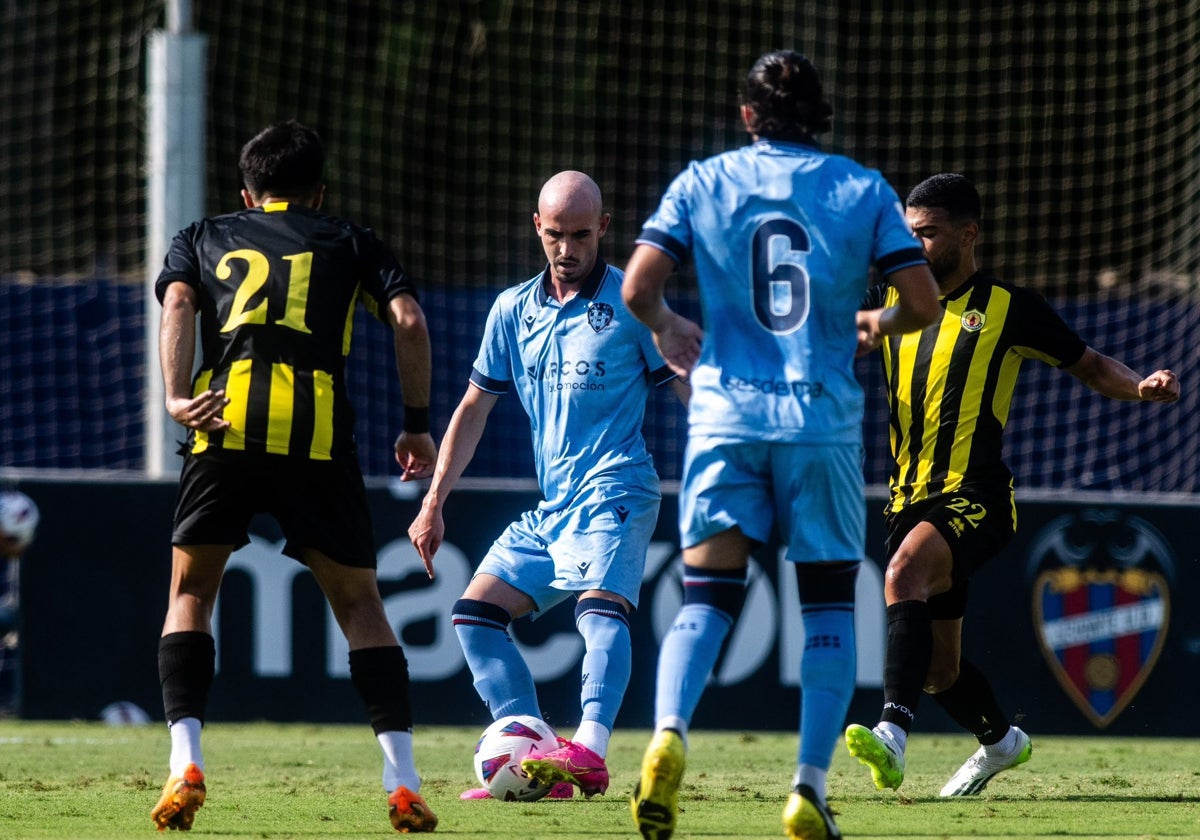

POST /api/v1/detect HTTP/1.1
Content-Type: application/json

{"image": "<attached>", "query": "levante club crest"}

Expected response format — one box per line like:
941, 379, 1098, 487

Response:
587, 301, 614, 332
1026, 510, 1173, 728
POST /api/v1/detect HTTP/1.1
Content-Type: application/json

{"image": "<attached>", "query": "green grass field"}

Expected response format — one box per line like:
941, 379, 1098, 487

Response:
0, 720, 1196, 839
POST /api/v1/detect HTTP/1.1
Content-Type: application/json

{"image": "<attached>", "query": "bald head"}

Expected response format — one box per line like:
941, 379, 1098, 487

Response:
534, 171, 610, 287
538, 170, 603, 218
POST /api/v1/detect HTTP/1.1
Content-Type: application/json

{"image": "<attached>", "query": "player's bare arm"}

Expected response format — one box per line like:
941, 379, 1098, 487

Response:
856, 264, 940, 357
855, 309, 886, 357
159, 281, 231, 432
648, 311, 704, 380
407, 385, 499, 577
1065, 347, 1181, 403
878, 264, 941, 335
387, 292, 437, 479
622, 244, 703, 379
668, 376, 692, 407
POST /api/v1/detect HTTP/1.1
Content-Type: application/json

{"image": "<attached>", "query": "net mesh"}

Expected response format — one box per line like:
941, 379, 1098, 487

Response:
1, 2, 1198, 490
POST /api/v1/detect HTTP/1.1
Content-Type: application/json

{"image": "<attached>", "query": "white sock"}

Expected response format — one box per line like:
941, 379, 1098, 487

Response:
377, 730, 420, 793
876, 721, 908, 753
571, 720, 611, 758
168, 717, 203, 775
986, 726, 1018, 755
656, 716, 689, 749
794, 765, 828, 804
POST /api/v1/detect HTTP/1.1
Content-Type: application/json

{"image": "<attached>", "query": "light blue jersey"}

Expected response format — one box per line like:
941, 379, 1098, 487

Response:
470, 260, 675, 511
637, 139, 926, 444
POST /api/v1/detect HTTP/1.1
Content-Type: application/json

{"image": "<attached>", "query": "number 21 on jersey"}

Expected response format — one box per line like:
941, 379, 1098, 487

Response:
216, 248, 313, 334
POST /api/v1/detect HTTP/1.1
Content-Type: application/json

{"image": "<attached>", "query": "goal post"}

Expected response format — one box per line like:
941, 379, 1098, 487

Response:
143, 7, 206, 478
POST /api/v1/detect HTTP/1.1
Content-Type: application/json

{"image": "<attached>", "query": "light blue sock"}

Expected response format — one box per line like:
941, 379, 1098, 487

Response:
654, 603, 734, 727
654, 566, 747, 728
797, 604, 856, 769
452, 598, 541, 720
575, 598, 632, 734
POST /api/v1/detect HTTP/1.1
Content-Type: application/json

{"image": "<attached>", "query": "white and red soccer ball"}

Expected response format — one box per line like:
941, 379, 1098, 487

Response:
472, 714, 558, 801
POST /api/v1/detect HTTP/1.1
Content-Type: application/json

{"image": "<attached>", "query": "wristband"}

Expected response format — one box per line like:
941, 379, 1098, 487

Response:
402, 405, 430, 434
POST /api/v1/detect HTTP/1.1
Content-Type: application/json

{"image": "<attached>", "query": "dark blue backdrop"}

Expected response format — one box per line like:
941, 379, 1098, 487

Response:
2, 279, 1196, 491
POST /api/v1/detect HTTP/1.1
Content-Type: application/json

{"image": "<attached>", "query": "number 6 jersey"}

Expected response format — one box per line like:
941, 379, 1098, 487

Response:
155, 201, 416, 459
635, 138, 925, 444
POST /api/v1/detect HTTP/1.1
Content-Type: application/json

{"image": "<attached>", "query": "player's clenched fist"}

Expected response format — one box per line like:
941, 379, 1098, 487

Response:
1139, 369, 1180, 402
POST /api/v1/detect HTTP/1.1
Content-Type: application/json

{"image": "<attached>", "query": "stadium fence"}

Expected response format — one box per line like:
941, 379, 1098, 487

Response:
2, 2, 1198, 490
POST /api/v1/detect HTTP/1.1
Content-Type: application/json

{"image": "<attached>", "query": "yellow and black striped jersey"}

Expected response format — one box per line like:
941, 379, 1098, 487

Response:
864, 272, 1086, 513
155, 202, 416, 460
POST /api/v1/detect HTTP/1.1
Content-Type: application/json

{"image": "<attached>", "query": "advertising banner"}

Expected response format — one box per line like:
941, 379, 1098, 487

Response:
10, 477, 1196, 735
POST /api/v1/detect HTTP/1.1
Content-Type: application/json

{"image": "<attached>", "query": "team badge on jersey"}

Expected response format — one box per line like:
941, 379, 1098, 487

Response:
960, 309, 986, 332
587, 301, 614, 332
1026, 509, 1172, 728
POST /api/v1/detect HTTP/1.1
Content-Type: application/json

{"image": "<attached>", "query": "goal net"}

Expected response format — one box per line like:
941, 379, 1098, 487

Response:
2, 1, 1198, 491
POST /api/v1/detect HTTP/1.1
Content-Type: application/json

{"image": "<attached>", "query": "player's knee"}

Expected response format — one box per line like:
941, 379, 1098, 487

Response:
461, 576, 536, 618
681, 565, 748, 621
795, 561, 858, 604
452, 598, 513, 630
575, 597, 630, 646
884, 552, 944, 602
884, 551, 918, 588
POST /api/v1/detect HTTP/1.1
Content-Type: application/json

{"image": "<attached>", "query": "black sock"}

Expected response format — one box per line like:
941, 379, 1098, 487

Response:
880, 600, 932, 733
349, 646, 413, 734
159, 631, 215, 725
930, 658, 1009, 745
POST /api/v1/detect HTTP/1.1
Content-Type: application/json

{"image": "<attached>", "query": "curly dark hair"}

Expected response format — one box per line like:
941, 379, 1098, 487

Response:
741, 50, 833, 141
238, 120, 325, 200
905, 173, 982, 223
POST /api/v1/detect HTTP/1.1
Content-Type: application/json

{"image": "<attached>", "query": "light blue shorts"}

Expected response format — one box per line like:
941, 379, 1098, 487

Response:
678, 437, 865, 562
475, 482, 660, 613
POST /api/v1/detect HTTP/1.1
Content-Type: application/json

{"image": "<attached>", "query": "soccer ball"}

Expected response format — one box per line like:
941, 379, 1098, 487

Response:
98, 700, 151, 726
472, 714, 558, 801
0, 491, 38, 556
